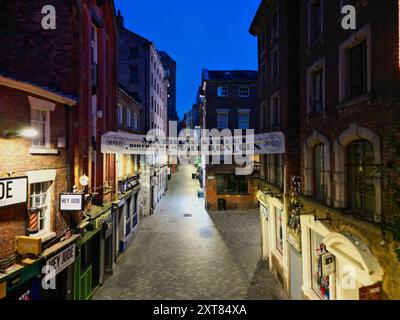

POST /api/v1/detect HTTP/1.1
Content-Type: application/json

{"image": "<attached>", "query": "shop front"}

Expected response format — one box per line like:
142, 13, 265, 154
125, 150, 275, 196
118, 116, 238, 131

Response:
257, 190, 288, 292
116, 180, 140, 254
0, 260, 42, 300
300, 215, 384, 300
40, 235, 79, 300
74, 217, 104, 300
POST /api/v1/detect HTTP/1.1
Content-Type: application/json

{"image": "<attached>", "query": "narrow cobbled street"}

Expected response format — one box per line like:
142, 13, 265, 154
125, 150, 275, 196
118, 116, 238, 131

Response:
94, 165, 284, 300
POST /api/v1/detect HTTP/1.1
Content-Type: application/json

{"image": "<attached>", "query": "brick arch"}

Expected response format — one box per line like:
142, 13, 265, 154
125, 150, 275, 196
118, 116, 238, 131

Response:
303, 131, 332, 205
333, 124, 382, 221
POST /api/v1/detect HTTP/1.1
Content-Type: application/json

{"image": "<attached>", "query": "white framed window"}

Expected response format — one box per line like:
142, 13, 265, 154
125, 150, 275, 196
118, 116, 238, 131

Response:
29, 181, 52, 236
238, 86, 250, 97
91, 24, 98, 87
118, 104, 124, 125
307, 58, 325, 113
126, 109, 131, 128
29, 96, 55, 150
31, 109, 49, 147
238, 110, 250, 129
275, 207, 284, 254
217, 86, 229, 97
339, 24, 371, 103
308, 0, 323, 45
271, 7, 279, 43
217, 111, 229, 129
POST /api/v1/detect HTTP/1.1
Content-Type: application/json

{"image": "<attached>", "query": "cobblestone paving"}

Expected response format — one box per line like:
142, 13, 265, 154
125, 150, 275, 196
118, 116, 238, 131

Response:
93, 165, 285, 300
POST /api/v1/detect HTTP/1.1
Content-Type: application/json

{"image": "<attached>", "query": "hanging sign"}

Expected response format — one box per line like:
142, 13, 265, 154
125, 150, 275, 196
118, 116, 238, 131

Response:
359, 283, 382, 300
321, 253, 336, 277
101, 131, 286, 156
59, 193, 85, 211
45, 244, 76, 276
0, 177, 28, 208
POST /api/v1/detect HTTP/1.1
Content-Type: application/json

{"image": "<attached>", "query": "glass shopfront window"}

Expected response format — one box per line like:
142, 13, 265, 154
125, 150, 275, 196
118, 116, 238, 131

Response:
311, 231, 334, 300
275, 207, 283, 254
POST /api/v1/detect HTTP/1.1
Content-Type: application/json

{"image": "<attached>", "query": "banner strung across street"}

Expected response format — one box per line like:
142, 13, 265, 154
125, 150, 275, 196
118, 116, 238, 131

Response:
101, 130, 285, 156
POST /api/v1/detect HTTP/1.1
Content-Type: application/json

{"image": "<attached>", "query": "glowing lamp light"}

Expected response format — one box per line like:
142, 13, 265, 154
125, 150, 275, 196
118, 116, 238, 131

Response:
19, 128, 39, 138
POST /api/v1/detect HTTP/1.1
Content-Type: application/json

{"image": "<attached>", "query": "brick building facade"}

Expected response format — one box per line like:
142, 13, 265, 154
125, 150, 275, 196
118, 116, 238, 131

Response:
250, 0, 300, 297
200, 69, 259, 210
0, 0, 119, 300
250, 0, 400, 300
117, 12, 168, 216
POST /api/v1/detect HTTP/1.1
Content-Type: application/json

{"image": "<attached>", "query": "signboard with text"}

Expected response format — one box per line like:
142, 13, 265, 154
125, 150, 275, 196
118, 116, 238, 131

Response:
0, 177, 28, 208
45, 244, 76, 276
59, 193, 84, 211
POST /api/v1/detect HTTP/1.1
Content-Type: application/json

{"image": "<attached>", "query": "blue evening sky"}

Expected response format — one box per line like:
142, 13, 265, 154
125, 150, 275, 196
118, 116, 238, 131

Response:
114, 0, 260, 119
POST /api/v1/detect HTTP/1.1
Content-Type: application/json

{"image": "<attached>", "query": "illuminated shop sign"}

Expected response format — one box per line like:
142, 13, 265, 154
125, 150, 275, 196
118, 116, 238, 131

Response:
0, 177, 28, 208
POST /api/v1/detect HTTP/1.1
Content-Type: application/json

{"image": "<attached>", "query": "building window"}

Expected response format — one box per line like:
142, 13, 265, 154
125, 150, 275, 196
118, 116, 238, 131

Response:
348, 40, 368, 99
117, 104, 124, 125
271, 46, 279, 82
133, 112, 138, 131
309, 0, 323, 44
312, 69, 323, 113
307, 59, 325, 114
126, 109, 131, 128
261, 63, 267, 88
271, 94, 280, 128
271, 8, 279, 43
31, 109, 50, 148
275, 207, 283, 254
275, 154, 283, 187
238, 86, 250, 97
238, 111, 250, 129
217, 86, 229, 97
217, 175, 248, 195
91, 24, 98, 87
217, 112, 229, 129
129, 48, 139, 59
313, 144, 328, 201
29, 181, 52, 234
129, 66, 139, 83
347, 140, 376, 221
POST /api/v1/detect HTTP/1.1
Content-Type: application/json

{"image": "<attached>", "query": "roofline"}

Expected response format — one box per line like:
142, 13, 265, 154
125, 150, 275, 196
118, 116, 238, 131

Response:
249, 0, 270, 36
0, 75, 77, 106
118, 85, 143, 107
119, 26, 152, 45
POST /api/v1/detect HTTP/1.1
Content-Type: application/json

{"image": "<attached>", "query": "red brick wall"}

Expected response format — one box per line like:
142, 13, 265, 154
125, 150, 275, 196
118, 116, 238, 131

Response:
205, 166, 257, 210
0, 85, 71, 263
299, 0, 400, 220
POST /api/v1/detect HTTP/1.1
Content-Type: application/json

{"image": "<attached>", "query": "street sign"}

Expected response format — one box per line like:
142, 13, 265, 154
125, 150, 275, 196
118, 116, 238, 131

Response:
0, 177, 28, 208
59, 193, 85, 211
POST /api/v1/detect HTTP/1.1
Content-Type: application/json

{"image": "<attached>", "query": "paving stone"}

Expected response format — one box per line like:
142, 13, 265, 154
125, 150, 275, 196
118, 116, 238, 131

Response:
93, 165, 284, 300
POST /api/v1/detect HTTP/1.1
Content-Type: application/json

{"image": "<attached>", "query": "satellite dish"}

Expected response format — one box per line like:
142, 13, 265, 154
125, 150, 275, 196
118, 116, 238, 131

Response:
79, 175, 89, 187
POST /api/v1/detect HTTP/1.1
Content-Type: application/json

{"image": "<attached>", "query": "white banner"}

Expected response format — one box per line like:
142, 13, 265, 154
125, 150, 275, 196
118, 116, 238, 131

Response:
0, 177, 28, 208
101, 131, 285, 155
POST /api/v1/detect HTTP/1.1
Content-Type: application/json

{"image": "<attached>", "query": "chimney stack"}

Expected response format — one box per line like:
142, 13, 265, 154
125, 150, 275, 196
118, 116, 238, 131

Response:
117, 10, 124, 28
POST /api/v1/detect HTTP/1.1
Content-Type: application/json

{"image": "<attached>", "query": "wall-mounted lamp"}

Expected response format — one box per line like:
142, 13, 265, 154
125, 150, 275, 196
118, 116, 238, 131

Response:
2, 128, 38, 139
20, 128, 39, 138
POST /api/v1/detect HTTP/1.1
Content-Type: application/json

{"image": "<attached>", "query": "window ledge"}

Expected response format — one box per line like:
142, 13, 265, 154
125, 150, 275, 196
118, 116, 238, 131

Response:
337, 93, 373, 110
30, 231, 56, 242
29, 147, 59, 155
